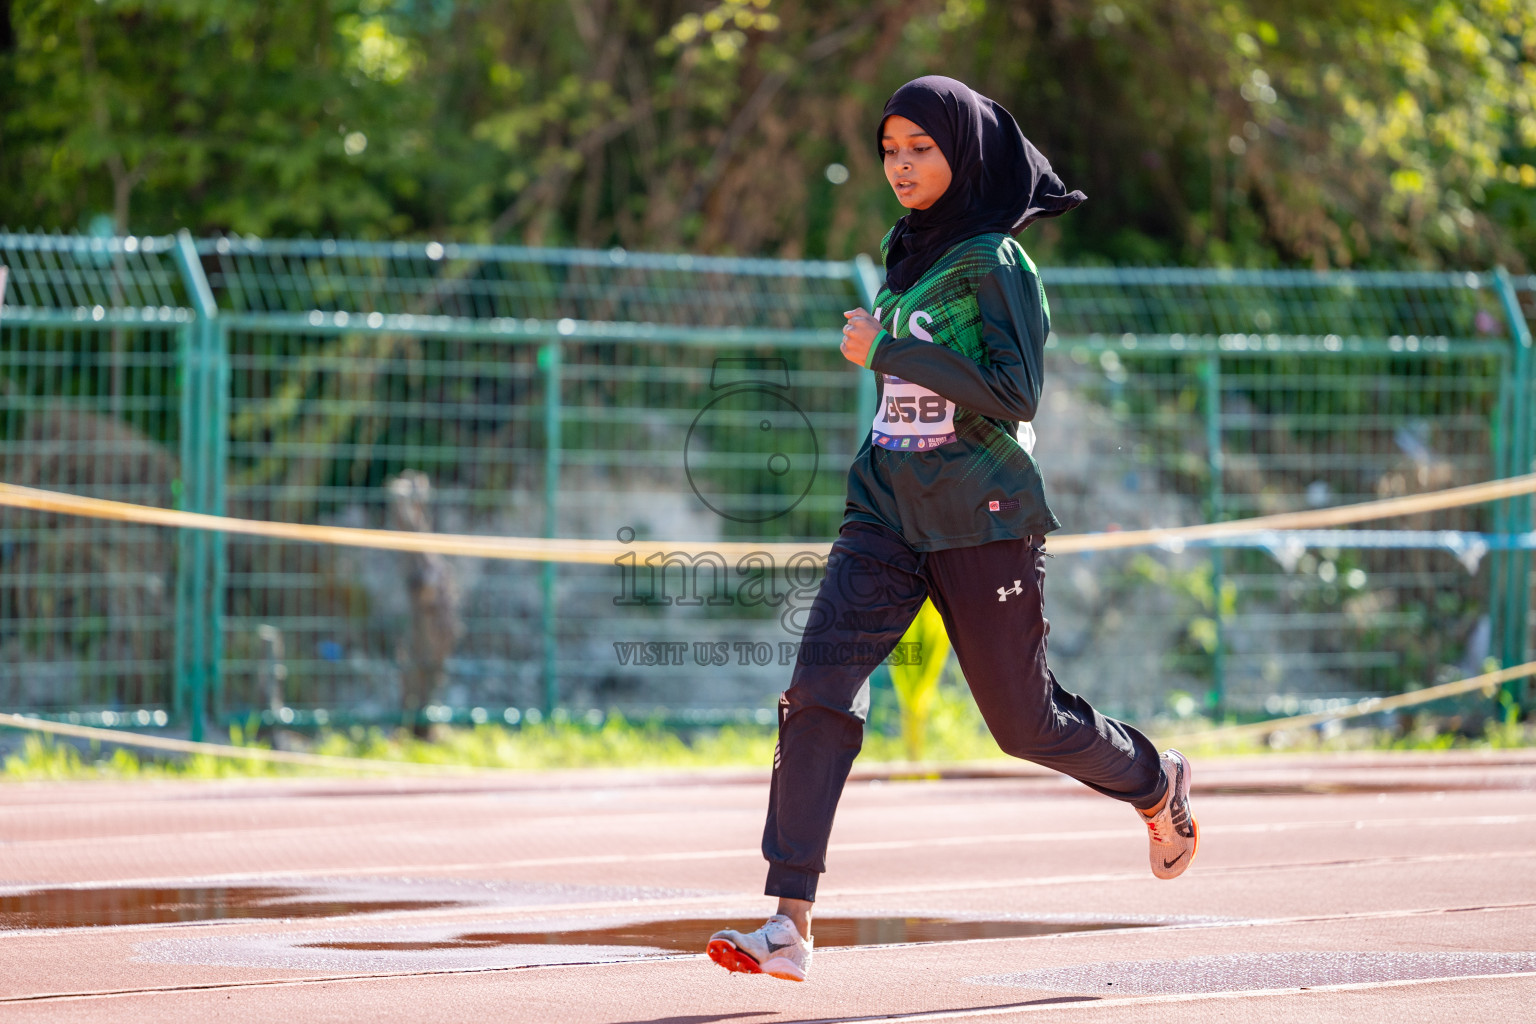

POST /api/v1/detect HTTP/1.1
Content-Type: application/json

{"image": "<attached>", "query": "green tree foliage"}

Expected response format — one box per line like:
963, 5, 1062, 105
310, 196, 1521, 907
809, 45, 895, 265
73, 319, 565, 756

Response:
4, 0, 1536, 267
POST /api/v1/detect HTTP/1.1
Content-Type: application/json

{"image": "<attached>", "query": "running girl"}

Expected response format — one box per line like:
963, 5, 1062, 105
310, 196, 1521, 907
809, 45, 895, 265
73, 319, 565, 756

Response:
707, 76, 1198, 983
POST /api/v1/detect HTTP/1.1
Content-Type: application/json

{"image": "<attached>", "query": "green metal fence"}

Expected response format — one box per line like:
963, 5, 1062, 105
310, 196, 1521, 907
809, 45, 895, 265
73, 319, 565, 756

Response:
1039, 268, 1531, 717
1, 231, 1531, 735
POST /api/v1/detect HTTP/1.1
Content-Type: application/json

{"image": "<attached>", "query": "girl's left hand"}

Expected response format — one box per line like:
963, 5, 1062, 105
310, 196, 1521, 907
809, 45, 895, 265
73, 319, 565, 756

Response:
840, 307, 881, 366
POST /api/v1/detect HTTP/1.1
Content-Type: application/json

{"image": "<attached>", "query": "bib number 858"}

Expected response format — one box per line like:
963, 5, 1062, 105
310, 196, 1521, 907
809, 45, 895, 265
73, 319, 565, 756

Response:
884, 394, 947, 423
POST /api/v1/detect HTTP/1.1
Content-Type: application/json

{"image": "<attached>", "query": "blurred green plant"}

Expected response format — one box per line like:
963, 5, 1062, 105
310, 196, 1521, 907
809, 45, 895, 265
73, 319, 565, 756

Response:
888, 597, 953, 762
1125, 553, 1237, 658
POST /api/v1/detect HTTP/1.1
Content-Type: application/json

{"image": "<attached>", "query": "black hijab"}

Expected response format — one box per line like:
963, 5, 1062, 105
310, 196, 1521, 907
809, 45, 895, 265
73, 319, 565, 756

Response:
877, 76, 1085, 293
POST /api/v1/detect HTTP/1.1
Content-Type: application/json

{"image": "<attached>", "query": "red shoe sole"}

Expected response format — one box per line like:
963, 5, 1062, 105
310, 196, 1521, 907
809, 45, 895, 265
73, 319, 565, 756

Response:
708, 939, 763, 975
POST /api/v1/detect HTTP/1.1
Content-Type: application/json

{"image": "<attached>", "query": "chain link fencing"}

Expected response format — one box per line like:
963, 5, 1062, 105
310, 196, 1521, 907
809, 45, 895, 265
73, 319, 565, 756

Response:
0, 232, 1531, 735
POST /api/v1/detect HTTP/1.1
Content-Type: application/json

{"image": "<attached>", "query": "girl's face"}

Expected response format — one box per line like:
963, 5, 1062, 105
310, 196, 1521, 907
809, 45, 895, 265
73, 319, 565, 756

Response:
881, 114, 952, 210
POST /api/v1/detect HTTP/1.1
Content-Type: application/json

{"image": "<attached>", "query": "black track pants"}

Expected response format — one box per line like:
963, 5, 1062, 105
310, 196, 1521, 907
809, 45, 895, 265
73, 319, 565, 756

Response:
762, 519, 1168, 902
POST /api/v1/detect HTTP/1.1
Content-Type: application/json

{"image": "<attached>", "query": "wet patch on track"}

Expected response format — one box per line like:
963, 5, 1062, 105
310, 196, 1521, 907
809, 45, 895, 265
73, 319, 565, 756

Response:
1, 879, 708, 934
0, 886, 464, 930
303, 915, 1160, 953
132, 913, 1171, 973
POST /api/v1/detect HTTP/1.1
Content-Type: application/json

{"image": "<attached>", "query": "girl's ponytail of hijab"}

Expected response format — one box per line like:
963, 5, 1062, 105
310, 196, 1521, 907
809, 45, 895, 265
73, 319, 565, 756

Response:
877, 75, 1085, 292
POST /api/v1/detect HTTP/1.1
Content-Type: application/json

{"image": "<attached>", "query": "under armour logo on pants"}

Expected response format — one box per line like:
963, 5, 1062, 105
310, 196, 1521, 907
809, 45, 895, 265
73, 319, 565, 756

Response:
997, 580, 1023, 601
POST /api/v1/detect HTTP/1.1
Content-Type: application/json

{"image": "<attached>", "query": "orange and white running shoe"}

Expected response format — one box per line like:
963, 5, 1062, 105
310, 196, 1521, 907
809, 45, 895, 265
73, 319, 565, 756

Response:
1144, 748, 1199, 879
707, 913, 813, 982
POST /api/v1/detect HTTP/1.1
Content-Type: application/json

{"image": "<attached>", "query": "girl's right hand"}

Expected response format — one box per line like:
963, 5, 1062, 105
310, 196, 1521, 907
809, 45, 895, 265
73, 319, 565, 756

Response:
841, 308, 880, 366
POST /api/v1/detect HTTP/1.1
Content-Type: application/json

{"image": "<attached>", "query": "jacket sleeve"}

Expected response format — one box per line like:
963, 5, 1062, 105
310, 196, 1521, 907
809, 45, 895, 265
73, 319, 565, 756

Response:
866, 262, 1047, 423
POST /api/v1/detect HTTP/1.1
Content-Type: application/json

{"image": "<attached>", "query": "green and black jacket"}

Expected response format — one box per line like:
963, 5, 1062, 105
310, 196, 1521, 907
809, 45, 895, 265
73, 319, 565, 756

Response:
842, 231, 1061, 551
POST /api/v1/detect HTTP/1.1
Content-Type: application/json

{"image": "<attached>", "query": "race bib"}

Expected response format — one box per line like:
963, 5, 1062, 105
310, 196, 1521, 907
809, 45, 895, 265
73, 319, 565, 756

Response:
871, 374, 957, 451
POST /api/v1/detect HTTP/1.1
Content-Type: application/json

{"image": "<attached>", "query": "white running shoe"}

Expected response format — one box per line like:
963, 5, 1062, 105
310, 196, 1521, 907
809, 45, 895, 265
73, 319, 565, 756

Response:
706, 913, 813, 982
1143, 748, 1199, 879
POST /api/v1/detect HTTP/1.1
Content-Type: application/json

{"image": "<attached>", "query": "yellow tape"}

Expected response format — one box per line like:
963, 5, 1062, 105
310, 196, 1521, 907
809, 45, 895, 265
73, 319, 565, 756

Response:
0, 474, 1530, 772
1158, 660, 1536, 748
2, 473, 1533, 565
0, 711, 484, 773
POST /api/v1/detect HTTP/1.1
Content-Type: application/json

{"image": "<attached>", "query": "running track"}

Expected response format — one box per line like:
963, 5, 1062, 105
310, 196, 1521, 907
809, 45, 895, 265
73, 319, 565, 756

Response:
2, 751, 1534, 1022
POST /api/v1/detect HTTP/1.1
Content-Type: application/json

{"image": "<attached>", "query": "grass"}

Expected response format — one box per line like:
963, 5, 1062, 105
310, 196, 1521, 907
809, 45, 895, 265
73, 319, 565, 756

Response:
0, 685, 1002, 781
2, 684, 1532, 781
1166, 714, 1536, 757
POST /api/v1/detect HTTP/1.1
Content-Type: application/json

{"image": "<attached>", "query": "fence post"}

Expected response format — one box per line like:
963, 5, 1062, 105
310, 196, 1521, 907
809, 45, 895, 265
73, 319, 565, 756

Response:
1201, 353, 1227, 718
172, 230, 220, 741
1491, 269, 1533, 707
851, 254, 883, 442
1488, 345, 1511, 685
1515, 288, 1534, 675
172, 320, 199, 727
1492, 270, 1529, 712
539, 339, 563, 718
207, 320, 229, 721
1522, 322, 1535, 673
1510, 287, 1533, 675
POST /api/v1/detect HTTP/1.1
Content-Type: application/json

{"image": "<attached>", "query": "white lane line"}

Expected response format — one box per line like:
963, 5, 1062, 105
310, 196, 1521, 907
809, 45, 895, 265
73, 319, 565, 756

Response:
820, 900, 1536, 956
0, 952, 697, 1004
828, 813, 1536, 854
9, 930, 1536, 1007
831, 848, 1536, 898
0, 808, 765, 850
11, 891, 1532, 946
6, 841, 1529, 902
6, 812, 1532, 888
808, 970, 1536, 1022
5, 802, 1532, 853
1230, 899, 1536, 931
0, 891, 774, 940
5, 902, 1536, 1001
3, 843, 1531, 908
